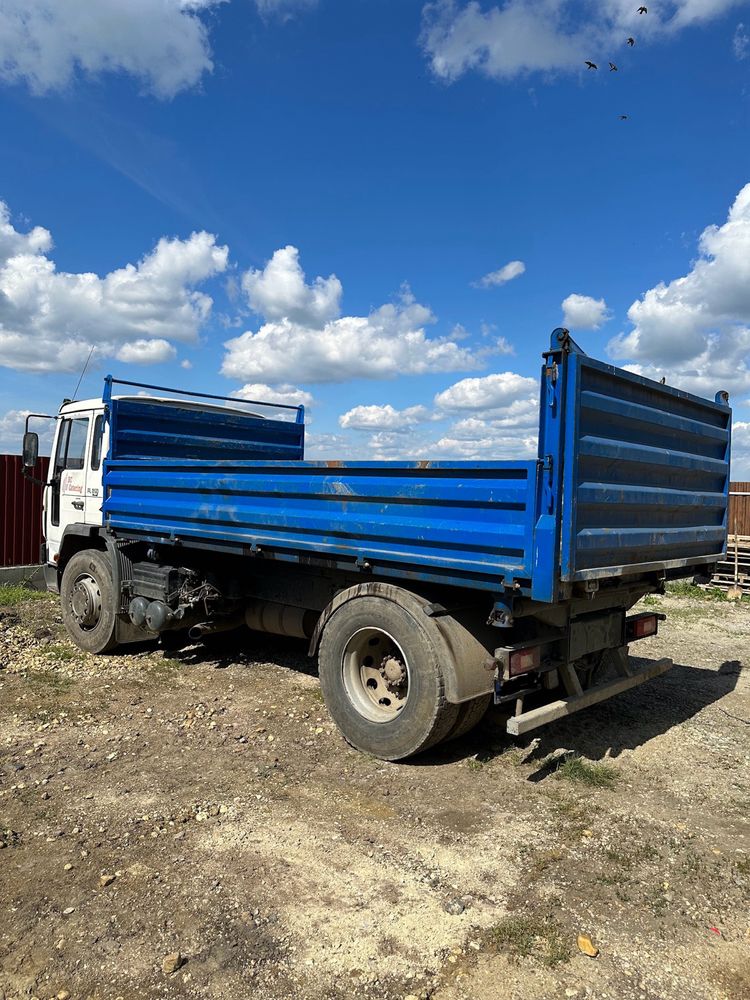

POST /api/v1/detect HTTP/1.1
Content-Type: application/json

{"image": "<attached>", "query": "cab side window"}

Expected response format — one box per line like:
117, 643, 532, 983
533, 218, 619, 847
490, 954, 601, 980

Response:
90, 414, 104, 471
59, 418, 89, 472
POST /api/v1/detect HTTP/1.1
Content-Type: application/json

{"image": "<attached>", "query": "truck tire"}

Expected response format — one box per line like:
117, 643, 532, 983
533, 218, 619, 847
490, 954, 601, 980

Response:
318, 595, 460, 761
445, 694, 491, 743
60, 549, 119, 654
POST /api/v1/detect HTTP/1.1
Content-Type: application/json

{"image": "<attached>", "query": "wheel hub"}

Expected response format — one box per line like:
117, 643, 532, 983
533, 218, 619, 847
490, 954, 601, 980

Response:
382, 655, 406, 684
70, 574, 102, 629
342, 627, 410, 723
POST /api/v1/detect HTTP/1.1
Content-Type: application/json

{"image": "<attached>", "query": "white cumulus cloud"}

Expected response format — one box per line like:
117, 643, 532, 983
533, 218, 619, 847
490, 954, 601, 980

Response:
0, 1, 317, 98
339, 404, 430, 432
562, 293, 611, 330
0, 408, 56, 454
233, 382, 314, 408
421, 0, 745, 83
0, 200, 228, 373
472, 260, 526, 288
608, 182, 750, 396
434, 371, 538, 411
429, 369, 540, 460
242, 245, 342, 327
116, 339, 177, 365
0, 0, 226, 99
222, 248, 485, 384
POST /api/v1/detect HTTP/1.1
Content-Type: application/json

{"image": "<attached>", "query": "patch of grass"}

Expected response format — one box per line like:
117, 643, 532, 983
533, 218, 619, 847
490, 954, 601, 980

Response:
735, 857, 750, 877
556, 755, 619, 789
666, 581, 727, 601
545, 792, 597, 836
466, 757, 483, 772
527, 847, 565, 878
27, 669, 73, 692
43, 643, 77, 663
146, 656, 183, 676
0, 584, 51, 606
490, 914, 569, 967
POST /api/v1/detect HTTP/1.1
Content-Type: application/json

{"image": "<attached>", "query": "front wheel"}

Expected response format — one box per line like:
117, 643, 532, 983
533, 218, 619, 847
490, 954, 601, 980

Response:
318, 595, 460, 761
60, 549, 119, 654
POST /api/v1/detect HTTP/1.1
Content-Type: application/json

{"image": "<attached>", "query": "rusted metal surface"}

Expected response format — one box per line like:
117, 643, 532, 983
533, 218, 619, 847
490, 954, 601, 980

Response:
0, 454, 49, 567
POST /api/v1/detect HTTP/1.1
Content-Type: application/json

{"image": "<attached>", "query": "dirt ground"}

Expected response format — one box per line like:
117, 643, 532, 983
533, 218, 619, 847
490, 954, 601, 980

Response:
1, 589, 748, 1000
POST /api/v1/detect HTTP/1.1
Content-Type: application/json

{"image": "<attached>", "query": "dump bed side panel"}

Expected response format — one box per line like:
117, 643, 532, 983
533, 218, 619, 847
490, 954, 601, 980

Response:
560, 353, 731, 582
109, 397, 305, 462
104, 393, 537, 591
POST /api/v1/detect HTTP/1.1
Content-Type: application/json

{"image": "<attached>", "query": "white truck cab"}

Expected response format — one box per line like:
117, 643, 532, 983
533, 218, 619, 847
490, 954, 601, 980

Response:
44, 399, 108, 566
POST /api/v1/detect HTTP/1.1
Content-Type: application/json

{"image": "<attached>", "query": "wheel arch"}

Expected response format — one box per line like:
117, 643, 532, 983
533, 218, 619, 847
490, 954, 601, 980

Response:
310, 582, 494, 705
55, 525, 107, 587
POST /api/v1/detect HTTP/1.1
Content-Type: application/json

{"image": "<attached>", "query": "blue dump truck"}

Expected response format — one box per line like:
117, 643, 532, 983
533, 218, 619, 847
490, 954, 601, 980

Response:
22, 329, 732, 759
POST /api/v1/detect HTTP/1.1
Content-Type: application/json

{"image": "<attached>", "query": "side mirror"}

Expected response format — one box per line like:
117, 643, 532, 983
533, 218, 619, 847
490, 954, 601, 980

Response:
22, 431, 39, 469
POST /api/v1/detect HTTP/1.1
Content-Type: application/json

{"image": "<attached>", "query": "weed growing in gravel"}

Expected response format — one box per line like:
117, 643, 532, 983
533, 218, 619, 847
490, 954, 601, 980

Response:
28, 669, 73, 692
490, 914, 569, 967
0, 585, 51, 606
43, 644, 77, 663
666, 581, 727, 600
146, 656, 183, 677
556, 756, 619, 789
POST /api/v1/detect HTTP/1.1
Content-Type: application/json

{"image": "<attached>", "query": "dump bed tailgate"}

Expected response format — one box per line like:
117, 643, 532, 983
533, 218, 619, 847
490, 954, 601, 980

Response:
539, 331, 731, 594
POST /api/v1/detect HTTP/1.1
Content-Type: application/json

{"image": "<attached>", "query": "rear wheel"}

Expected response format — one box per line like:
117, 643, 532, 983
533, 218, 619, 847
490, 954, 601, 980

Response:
445, 694, 491, 743
318, 595, 459, 761
60, 549, 118, 654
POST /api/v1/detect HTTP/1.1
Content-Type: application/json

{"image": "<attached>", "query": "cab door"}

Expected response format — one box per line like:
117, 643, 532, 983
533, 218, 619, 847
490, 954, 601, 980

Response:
84, 412, 106, 525
46, 413, 92, 563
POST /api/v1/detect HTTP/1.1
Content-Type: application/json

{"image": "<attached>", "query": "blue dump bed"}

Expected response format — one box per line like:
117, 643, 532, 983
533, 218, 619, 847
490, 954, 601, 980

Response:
102, 331, 732, 604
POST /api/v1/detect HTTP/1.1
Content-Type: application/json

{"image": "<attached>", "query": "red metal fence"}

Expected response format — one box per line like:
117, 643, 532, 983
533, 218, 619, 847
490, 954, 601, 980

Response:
0, 454, 50, 567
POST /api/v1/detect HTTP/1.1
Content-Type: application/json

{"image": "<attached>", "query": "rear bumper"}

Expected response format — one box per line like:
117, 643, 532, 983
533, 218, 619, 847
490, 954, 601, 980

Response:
506, 656, 673, 736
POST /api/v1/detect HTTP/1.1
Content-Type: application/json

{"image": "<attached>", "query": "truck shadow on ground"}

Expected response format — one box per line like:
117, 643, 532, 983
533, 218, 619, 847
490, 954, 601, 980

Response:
163, 628, 319, 678
160, 634, 743, 769
417, 658, 744, 769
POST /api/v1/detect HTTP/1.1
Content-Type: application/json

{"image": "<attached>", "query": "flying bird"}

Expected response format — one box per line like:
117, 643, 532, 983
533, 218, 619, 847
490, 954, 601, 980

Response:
585, 61, 598, 69
637, 6, 647, 13
618, 114, 629, 120
609, 62, 618, 71
627, 36, 636, 45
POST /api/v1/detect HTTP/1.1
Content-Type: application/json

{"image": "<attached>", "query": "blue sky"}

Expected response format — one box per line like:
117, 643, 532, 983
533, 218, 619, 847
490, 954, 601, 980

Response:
0, 0, 748, 474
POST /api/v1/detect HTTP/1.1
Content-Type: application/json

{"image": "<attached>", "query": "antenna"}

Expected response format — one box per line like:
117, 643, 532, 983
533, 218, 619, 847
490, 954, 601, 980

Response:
71, 345, 95, 400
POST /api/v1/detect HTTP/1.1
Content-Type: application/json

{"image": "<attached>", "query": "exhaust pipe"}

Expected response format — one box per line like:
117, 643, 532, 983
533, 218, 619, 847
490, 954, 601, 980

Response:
188, 615, 244, 640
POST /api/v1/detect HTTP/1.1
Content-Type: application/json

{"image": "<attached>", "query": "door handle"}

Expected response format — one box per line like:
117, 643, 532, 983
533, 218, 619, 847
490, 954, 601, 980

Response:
71, 500, 84, 510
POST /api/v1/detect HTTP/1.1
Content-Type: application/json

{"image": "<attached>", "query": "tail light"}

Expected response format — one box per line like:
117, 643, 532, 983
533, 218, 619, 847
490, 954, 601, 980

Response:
509, 645, 541, 677
626, 613, 662, 640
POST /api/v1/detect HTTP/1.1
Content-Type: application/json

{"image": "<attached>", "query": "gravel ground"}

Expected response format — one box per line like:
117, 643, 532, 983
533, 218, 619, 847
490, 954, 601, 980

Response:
0, 589, 748, 1000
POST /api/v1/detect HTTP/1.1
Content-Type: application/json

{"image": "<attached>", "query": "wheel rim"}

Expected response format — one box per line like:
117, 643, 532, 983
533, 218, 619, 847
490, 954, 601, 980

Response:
69, 573, 102, 631
341, 627, 410, 723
